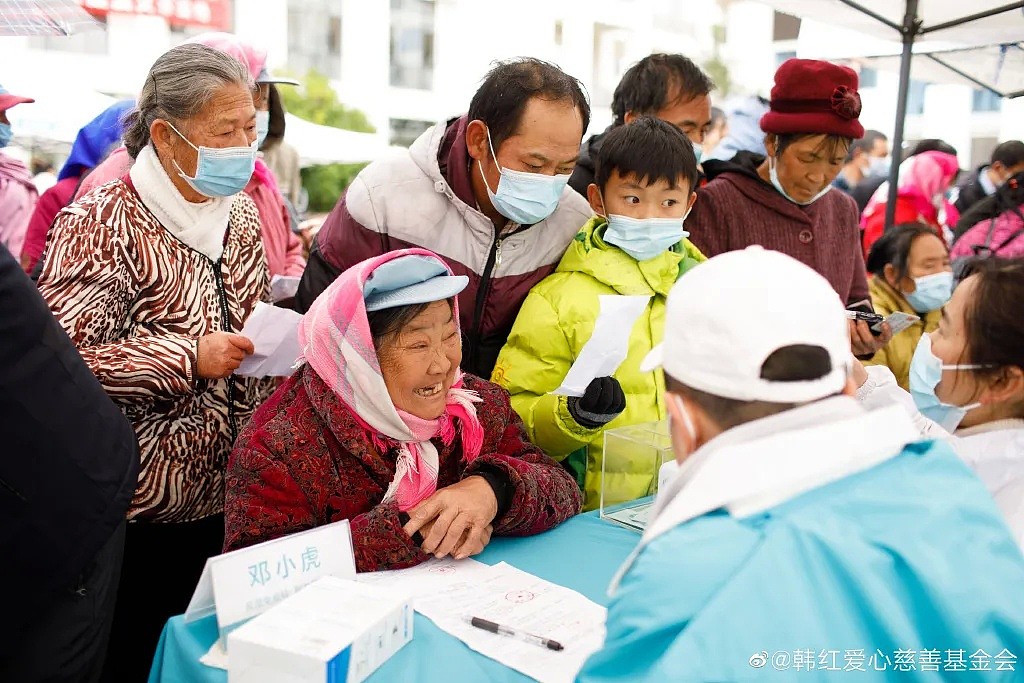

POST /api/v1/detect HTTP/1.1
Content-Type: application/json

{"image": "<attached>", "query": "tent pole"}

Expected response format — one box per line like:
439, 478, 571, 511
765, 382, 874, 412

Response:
884, 0, 920, 233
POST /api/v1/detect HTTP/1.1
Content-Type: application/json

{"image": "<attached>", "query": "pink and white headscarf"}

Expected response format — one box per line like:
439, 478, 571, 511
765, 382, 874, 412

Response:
298, 248, 484, 511
862, 150, 961, 228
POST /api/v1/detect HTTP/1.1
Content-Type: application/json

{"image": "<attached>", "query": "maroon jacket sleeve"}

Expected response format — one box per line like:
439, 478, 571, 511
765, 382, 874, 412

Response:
462, 378, 583, 535
685, 184, 728, 258
295, 179, 389, 312
223, 383, 431, 572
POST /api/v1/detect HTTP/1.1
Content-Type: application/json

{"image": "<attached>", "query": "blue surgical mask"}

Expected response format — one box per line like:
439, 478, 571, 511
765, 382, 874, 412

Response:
867, 155, 890, 178
692, 141, 703, 166
478, 129, 570, 225
255, 110, 270, 149
167, 121, 257, 198
604, 214, 689, 261
909, 333, 985, 432
769, 156, 833, 206
0, 123, 11, 149
904, 271, 953, 313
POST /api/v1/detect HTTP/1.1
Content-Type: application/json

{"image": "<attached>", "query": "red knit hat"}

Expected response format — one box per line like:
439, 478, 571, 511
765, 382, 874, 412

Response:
760, 59, 864, 139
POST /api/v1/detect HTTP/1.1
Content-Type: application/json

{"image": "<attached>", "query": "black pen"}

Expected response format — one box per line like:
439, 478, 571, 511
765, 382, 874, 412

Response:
468, 616, 564, 651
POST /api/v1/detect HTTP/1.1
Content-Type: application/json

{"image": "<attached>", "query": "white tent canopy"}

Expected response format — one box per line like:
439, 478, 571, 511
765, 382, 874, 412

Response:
3, 76, 117, 144
863, 43, 1024, 98
283, 113, 406, 167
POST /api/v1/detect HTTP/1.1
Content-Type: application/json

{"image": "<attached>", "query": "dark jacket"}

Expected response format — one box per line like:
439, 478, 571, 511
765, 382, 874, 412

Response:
691, 152, 869, 306
568, 127, 610, 198
0, 244, 138, 653
852, 174, 885, 214
953, 165, 992, 216
295, 116, 592, 378
223, 369, 582, 572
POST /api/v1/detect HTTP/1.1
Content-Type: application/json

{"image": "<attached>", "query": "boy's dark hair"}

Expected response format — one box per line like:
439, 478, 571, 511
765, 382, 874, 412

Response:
991, 140, 1024, 168
595, 116, 698, 193
468, 58, 590, 150
611, 53, 714, 126
665, 344, 836, 430
865, 223, 946, 280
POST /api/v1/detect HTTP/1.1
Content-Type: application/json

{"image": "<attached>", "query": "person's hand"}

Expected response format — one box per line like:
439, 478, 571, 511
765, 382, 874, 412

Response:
402, 476, 498, 560
197, 332, 254, 379
851, 356, 869, 388
567, 376, 626, 428
849, 320, 891, 357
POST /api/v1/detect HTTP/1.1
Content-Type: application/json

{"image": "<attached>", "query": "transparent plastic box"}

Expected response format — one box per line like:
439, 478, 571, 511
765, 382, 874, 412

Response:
598, 420, 675, 532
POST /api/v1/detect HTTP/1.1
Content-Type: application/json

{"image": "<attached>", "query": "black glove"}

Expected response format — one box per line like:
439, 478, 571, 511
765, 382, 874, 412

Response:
567, 376, 626, 429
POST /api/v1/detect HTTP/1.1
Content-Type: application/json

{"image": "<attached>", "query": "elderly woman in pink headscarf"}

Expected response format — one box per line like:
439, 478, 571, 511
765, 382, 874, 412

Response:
861, 150, 960, 259
69, 33, 306, 279
223, 249, 581, 571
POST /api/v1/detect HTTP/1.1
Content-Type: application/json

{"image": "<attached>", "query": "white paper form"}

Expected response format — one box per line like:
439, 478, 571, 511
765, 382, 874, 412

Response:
353, 557, 493, 599
235, 302, 304, 377
413, 562, 607, 683
552, 294, 651, 397
270, 274, 301, 303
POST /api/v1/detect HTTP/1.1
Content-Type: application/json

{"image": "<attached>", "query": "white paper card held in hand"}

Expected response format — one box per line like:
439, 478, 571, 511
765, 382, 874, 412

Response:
552, 295, 650, 397
270, 274, 301, 303
236, 302, 304, 378
185, 519, 356, 648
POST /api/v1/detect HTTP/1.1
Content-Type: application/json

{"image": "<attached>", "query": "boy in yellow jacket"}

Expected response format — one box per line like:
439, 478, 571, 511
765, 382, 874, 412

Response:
491, 117, 704, 509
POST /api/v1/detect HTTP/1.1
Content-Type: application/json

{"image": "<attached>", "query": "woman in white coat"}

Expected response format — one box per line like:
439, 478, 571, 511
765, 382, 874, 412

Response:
855, 258, 1024, 546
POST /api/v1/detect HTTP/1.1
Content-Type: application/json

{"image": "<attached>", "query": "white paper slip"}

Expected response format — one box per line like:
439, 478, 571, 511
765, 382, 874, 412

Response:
270, 274, 301, 303
414, 561, 607, 683
236, 302, 304, 377
353, 557, 492, 601
552, 295, 651, 397
200, 640, 229, 671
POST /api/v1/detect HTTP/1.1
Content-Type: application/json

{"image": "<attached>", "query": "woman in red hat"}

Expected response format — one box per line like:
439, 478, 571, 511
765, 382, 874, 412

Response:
687, 59, 888, 356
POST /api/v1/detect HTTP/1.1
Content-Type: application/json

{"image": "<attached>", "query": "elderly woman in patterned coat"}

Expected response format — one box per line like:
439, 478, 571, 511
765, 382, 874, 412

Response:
224, 249, 582, 571
37, 43, 272, 681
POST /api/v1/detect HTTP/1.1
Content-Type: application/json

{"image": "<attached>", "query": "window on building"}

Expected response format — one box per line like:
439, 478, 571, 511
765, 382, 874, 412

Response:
859, 66, 878, 89
972, 89, 1002, 113
29, 16, 108, 54
554, 20, 563, 47
906, 79, 928, 116
971, 136, 999, 166
390, 0, 435, 90
287, 0, 341, 79
773, 11, 801, 41
389, 118, 433, 147
775, 50, 796, 68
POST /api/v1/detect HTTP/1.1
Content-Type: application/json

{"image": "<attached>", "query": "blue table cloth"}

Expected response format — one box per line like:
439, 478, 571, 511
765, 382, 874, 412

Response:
147, 512, 639, 683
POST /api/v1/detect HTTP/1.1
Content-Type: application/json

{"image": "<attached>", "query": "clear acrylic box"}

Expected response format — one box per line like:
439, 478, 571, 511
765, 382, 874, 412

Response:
598, 420, 675, 532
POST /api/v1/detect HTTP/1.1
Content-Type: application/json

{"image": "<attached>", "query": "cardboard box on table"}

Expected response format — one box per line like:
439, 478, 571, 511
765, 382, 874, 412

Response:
228, 576, 413, 683
599, 420, 678, 531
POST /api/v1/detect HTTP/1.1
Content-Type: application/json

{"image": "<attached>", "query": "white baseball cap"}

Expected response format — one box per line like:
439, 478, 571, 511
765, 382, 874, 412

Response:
641, 246, 851, 403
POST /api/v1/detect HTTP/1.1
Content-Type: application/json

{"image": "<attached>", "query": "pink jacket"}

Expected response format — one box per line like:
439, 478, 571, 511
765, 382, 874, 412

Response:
74, 147, 305, 277
0, 152, 39, 259
951, 204, 1024, 260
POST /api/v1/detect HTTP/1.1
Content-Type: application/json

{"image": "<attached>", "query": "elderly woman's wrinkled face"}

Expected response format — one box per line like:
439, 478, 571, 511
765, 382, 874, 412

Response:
378, 301, 462, 420
769, 134, 849, 203
164, 81, 257, 180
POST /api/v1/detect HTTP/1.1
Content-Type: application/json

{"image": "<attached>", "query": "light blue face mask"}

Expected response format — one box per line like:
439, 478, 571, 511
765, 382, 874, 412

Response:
604, 214, 689, 262
255, 110, 270, 149
167, 121, 257, 198
904, 270, 953, 313
0, 123, 12, 149
909, 333, 986, 432
692, 141, 703, 166
769, 155, 833, 206
478, 129, 570, 225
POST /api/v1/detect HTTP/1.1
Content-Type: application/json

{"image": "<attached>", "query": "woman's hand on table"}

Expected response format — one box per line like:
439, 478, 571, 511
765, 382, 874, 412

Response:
403, 476, 498, 560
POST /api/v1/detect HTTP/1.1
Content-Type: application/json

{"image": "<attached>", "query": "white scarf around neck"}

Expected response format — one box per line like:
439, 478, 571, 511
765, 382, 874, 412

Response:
129, 144, 234, 262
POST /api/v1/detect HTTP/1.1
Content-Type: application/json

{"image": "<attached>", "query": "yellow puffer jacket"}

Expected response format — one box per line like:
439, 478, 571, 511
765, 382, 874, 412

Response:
866, 276, 941, 390
491, 216, 705, 509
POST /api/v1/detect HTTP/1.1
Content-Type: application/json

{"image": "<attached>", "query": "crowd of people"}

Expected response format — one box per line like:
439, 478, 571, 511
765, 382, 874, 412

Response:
2, 31, 1024, 683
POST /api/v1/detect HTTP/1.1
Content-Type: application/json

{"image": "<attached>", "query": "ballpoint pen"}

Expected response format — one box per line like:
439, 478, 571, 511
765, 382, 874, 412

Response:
468, 616, 564, 651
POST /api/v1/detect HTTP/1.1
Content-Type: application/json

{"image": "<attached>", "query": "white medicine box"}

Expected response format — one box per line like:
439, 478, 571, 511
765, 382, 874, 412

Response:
599, 420, 678, 531
228, 576, 413, 683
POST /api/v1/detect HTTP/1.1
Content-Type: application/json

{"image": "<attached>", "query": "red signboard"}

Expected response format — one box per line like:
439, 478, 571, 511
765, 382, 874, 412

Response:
78, 0, 232, 31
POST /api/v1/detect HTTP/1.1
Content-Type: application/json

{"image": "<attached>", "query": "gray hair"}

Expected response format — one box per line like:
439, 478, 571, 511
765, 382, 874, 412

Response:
123, 43, 252, 159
